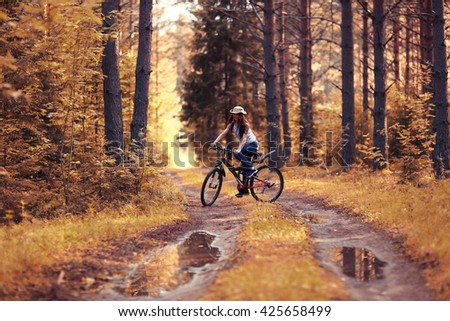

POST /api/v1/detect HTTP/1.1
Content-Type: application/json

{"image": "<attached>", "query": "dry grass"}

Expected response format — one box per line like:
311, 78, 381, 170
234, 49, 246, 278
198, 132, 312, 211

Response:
174, 167, 209, 186
286, 167, 450, 299
175, 167, 346, 300
175, 166, 241, 196
203, 202, 347, 300
0, 169, 188, 298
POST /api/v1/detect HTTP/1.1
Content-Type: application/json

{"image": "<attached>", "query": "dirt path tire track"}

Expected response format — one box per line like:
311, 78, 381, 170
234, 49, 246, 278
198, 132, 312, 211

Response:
88, 170, 246, 300
46, 170, 433, 301
278, 190, 434, 300
156, 171, 247, 300
40, 171, 245, 301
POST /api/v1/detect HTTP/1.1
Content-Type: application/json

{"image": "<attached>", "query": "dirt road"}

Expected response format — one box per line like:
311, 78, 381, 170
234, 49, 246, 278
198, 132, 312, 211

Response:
280, 191, 433, 300
47, 170, 433, 301
69, 171, 247, 300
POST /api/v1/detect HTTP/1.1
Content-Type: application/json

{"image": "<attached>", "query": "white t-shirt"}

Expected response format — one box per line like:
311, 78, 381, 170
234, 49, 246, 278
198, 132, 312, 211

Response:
233, 124, 257, 144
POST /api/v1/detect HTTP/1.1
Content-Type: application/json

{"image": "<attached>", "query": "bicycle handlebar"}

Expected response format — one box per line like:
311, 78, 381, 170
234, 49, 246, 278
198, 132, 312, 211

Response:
210, 144, 233, 155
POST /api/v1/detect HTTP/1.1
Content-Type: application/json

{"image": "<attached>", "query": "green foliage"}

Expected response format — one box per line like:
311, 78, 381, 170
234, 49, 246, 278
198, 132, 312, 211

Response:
181, 1, 264, 144
388, 88, 434, 183
354, 135, 371, 169
1, 1, 139, 220
0, 167, 187, 299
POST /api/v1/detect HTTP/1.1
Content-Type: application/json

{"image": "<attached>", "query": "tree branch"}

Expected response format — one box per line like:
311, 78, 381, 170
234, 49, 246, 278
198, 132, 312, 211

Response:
357, 0, 374, 19
384, 0, 404, 20
386, 81, 397, 93
330, 81, 342, 92
245, 52, 266, 74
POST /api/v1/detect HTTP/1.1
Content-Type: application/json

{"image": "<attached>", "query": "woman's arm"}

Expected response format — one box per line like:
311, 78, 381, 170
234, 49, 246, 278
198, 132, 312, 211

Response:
213, 123, 232, 144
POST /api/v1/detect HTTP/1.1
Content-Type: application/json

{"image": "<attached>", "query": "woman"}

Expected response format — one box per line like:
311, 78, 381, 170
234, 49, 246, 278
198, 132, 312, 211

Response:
212, 105, 259, 197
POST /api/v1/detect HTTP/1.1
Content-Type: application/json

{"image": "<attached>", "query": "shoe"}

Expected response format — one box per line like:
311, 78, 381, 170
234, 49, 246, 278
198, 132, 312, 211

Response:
235, 190, 249, 198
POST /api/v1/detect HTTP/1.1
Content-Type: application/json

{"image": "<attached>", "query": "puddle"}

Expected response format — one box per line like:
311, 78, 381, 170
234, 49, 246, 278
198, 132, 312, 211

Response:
178, 231, 220, 268
113, 231, 220, 298
331, 247, 387, 282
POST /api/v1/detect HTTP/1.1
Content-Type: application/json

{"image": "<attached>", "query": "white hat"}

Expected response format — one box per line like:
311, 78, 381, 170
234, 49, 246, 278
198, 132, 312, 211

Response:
229, 105, 247, 115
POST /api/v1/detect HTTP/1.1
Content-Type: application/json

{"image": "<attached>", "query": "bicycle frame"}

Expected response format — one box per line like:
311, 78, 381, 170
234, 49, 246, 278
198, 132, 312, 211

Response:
211, 146, 275, 189
213, 149, 246, 186
201, 145, 283, 205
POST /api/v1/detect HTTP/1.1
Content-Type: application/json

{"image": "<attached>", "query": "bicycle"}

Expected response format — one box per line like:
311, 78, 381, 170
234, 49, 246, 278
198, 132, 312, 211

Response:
200, 144, 284, 206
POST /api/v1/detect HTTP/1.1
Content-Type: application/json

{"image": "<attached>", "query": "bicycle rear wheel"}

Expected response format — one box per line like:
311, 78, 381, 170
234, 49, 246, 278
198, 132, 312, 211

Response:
200, 168, 223, 206
249, 165, 284, 202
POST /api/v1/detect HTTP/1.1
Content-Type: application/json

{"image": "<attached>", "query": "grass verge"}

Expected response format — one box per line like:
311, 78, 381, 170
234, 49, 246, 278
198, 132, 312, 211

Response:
202, 201, 347, 300
0, 168, 188, 299
177, 167, 346, 300
286, 167, 450, 299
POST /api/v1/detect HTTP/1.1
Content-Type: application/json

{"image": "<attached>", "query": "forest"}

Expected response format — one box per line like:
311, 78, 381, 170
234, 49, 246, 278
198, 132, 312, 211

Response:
1, 0, 450, 303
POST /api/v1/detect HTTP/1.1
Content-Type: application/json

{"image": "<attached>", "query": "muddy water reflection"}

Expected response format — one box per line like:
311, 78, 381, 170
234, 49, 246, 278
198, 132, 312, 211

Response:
119, 231, 220, 297
178, 232, 220, 268
331, 247, 387, 282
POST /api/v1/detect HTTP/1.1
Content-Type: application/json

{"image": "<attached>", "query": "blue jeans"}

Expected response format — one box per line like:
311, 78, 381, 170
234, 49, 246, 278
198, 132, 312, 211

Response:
234, 141, 259, 175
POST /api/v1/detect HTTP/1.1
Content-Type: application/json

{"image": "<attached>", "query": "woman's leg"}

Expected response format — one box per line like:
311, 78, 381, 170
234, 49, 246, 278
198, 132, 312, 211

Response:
241, 141, 259, 160
234, 142, 258, 170
234, 142, 258, 178
234, 151, 252, 170
233, 142, 258, 197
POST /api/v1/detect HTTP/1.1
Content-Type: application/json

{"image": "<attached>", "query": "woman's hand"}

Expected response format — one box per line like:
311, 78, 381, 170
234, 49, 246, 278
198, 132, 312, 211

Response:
233, 148, 241, 155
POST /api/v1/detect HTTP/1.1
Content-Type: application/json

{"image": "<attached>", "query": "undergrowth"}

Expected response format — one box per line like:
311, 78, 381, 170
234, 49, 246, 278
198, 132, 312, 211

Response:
0, 169, 188, 299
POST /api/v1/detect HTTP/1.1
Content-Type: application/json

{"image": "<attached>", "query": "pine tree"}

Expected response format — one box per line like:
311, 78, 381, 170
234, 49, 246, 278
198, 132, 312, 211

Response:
262, 0, 281, 167
277, 0, 292, 160
361, 1, 370, 136
340, 0, 356, 166
130, 0, 153, 157
102, 0, 124, 164
181, 0, 262, 146
431, 0, 449, 177
298, 0, 313, 163
372, 0, 387, 170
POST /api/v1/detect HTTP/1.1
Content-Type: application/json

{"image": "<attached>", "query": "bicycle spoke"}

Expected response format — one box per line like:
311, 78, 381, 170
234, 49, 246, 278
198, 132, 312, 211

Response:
250, 166, 283, 202
201, 169, 223, 206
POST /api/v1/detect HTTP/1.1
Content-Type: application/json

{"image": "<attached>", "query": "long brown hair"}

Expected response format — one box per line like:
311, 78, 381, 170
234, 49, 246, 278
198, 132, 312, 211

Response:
227, 114, 250, 139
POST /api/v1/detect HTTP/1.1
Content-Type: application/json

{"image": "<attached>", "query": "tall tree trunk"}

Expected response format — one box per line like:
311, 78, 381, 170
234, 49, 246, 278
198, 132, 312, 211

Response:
129, 0, 134, 52
393, 15, 400, 86
299, 0, 313, 163
224, 53, 237, 145
102, 0, 124, 165
432, 0, 449, 177
362, 1, 369, 136
130, 0, 153, 155
263, 0, 281, 167
372, 0, 387, 170
277, 0, 291, 159
405, 4, 411, 95
252, 80, 261, 131
420, 0, 433, 94
340, 0, 355, 166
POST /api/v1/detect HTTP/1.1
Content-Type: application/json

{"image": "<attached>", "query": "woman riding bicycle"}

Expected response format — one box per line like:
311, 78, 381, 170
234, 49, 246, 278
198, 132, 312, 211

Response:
212, 105, 259, 197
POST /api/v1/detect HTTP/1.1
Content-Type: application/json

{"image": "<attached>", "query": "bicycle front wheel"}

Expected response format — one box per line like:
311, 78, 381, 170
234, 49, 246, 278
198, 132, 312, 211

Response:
250, 165, 284, 202
200, 168, 223, 206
